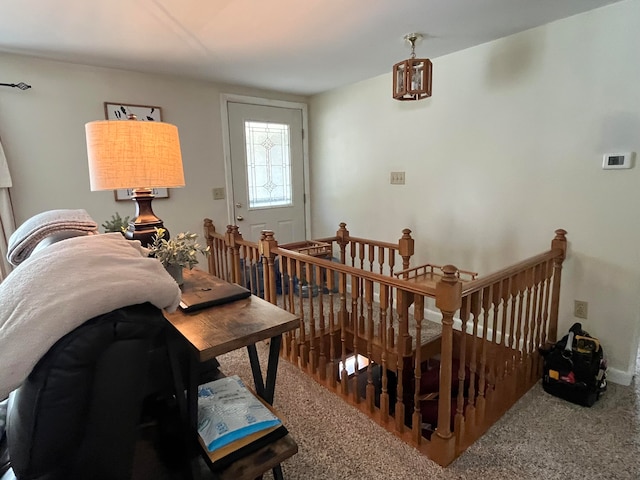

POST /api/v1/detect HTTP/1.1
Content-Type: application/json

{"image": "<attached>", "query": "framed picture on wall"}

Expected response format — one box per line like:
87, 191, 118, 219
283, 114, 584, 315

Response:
114, 188, 170, 202
103, 102, 162, 122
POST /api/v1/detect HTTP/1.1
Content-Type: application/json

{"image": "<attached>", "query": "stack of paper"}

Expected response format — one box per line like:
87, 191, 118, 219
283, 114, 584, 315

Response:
197, 375, 282, 452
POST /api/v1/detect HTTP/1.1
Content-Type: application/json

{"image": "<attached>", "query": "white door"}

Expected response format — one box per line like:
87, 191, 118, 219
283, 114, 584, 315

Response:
227, 101, 306, 244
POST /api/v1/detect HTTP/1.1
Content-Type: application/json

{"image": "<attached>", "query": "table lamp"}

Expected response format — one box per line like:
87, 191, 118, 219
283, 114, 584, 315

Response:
85, 115, 185, 246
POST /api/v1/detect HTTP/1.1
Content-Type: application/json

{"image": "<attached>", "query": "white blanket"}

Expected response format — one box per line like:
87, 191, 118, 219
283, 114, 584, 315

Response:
0, 233, 181, 400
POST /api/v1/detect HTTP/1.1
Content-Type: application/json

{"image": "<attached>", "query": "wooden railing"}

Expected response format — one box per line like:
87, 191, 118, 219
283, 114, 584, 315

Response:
202, 218, 567, 466
204, 219, 262, 292
312, 222, 415, 275
203, 219, 229, 281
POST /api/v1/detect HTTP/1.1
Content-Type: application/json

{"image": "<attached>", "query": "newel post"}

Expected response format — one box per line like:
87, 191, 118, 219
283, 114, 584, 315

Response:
203, 218, 215, 240
225, 225, 243, 285
259, 230, 278, 304
548, 229, 567, 344
398, 228, 414, 272
336, 222, 350, 264
203, 218, 216, 275
432, 265, 462, 465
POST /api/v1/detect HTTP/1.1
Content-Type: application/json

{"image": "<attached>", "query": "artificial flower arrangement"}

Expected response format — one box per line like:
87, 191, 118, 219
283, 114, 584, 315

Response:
148, 228, 210, 281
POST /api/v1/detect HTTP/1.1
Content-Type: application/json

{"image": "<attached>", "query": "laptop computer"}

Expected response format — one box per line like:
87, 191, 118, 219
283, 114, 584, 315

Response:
179, 274, 251, 313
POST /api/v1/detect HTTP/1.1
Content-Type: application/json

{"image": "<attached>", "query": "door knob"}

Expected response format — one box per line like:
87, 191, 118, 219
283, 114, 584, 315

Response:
236, 215, 244, 221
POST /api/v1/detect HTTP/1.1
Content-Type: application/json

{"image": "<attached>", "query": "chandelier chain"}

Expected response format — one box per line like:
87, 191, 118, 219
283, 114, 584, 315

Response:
405, 33, 420, 59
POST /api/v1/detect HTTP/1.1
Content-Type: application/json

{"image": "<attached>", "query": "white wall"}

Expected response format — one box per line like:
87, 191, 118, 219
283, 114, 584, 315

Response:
1, 1, 637, 383
309, 0, 640, 383
0, 53, 306, 242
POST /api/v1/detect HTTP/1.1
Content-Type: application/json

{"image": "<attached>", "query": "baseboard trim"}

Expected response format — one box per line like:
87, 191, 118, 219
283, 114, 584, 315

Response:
606, 368, 633, 386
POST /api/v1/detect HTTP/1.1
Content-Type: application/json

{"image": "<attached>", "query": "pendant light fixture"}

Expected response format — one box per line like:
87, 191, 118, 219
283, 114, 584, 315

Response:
392, 33, 432, 101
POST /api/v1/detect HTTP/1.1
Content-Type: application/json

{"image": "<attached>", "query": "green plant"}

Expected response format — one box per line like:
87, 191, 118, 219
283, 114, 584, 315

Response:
149, 227, 210, 269
101, 212, 130, 233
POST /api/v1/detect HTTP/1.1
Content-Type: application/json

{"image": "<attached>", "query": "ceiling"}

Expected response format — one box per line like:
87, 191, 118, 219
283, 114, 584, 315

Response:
0, 0, 623, 96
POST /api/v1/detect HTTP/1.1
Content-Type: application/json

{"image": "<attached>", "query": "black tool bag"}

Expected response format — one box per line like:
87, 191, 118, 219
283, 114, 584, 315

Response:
540, 322, 607, 407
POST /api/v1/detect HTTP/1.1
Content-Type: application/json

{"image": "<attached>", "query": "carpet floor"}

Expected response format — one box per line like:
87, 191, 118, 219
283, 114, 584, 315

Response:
135, 342, 639, 480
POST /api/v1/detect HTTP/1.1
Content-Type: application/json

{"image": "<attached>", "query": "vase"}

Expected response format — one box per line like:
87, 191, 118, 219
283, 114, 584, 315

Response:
165, 264, 184, 286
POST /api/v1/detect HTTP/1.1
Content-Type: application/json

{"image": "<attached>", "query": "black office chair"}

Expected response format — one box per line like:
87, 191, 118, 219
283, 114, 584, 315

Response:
0, 303, 167, 480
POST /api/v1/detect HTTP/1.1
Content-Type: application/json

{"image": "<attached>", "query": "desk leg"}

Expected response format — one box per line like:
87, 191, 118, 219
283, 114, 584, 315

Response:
246, 335, 286, 480
272, 465, 285, 480
246, 335, 282, 405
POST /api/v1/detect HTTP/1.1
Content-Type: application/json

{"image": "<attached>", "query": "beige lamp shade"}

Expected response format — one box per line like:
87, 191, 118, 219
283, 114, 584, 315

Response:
85, 120, 185, 191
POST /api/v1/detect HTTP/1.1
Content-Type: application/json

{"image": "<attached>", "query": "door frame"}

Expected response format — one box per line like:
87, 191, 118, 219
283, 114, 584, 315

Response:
220, 94, 311, 240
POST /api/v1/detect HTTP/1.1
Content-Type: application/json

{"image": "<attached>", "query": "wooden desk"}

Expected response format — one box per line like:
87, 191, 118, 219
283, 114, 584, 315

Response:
164, 268, 300, 480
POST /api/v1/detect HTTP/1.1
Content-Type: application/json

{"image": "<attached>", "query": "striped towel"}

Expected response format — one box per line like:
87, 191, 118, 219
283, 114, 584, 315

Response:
7, 209, 98, 266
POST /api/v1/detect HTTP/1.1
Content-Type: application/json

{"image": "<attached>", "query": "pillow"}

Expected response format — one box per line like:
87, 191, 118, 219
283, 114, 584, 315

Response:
32, 230, 93, 255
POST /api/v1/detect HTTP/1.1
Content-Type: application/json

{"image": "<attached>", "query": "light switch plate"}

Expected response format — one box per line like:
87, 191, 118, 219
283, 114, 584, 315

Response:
390, 171, 405, 185
213, 187, 225, 200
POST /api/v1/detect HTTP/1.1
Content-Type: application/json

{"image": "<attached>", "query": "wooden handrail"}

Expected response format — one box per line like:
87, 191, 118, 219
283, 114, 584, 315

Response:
207, 219, 566, 311
462, 228, 567, 297
341, 235, 400, 251
397, 263, 479, 282
272, 245, 436, 297
461, 250, 559, 295
312, 235, 338, 244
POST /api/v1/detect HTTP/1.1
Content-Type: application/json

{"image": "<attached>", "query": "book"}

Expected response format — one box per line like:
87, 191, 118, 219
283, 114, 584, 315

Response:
179, 279, 250, 312
203, 424, 289, 470
197, 375, 282, 453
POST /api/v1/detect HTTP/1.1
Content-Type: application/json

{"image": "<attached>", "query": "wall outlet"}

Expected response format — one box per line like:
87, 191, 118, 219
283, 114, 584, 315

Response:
390, 171, 405, 185
212, 187, 225, 200
574, 300, 588, 319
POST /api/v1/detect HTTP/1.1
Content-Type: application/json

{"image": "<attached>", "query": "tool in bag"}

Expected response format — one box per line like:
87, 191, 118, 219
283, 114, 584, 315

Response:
540, 322, 606, 406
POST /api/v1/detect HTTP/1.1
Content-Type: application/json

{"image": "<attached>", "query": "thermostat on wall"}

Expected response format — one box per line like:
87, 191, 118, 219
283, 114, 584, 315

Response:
602, 152, 634, 169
